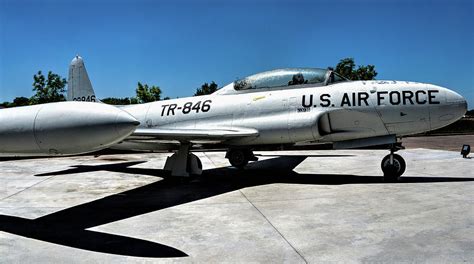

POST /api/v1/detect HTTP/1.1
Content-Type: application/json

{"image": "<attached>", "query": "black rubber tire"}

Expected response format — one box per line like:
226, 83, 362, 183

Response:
381, 154, 406, 182
228, 149, 249, 169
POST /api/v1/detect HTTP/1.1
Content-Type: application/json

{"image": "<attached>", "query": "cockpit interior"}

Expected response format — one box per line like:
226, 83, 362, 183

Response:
216, 68, 348, 95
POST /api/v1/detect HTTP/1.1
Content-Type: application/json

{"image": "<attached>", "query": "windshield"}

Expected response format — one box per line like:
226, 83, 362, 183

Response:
233, 68, 342, 91
328, 71, 347, 84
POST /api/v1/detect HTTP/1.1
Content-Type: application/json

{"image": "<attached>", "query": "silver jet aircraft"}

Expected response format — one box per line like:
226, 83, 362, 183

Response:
66, 56, 467, 181
0, 56, 467, 181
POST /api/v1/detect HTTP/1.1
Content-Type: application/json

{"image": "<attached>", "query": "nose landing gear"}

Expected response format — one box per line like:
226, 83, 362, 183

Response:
381, 146, 406, 182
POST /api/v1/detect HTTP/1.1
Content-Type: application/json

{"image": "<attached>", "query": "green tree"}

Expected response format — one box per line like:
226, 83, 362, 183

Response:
101, 97, 138, 105
0, 102, 12, 108
136, 82, 161, 103
12, 97, 30, 106
334, 58, 377, 80
130, 97, 139, 104
194, 81, 218, 96
0, 97, 30, 108
30, 71, 67, 104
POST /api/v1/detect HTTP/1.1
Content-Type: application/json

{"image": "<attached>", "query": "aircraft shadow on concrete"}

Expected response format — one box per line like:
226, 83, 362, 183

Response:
1, 156, 473, 258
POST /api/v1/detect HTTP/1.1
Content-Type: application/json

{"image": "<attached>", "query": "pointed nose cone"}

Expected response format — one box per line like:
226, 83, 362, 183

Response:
428, 84, 467, 130
445, 88, 468, 116
459, 98, 468, 116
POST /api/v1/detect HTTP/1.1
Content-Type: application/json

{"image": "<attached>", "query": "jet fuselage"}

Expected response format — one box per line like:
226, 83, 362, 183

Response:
119, 80, 466, 148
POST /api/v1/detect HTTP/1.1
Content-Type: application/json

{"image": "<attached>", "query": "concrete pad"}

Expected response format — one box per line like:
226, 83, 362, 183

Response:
0, 149, 473, 263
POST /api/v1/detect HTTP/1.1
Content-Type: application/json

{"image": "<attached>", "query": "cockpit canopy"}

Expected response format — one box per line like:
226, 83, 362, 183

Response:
233, 68, 347, 91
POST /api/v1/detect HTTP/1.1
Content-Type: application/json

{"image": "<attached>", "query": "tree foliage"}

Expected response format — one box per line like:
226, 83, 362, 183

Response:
0, 97, 30, 108
194, 81, 218, 96
30, 71, 67, 104
334, 58, 377, 80
101, 97, 138, 105
13, 97, 30, 106
136, 82, 161, 103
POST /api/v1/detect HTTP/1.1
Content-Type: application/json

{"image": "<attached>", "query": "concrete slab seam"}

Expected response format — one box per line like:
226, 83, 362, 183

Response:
203, 152, 219, 167
239, 190, 308, 264
0, 176, 53, 202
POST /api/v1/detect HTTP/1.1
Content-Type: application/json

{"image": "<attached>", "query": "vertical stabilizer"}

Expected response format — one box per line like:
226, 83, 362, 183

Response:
67, 55, 99, 102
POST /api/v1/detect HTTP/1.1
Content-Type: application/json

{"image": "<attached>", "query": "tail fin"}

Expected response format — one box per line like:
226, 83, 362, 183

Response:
67, 55, 99, 102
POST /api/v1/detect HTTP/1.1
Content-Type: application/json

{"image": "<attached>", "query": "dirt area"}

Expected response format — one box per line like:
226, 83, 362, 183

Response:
403, 135, 474, 151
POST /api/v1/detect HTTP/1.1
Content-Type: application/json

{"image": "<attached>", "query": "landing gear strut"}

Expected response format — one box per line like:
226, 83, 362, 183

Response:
226, 149, 258, 169
164, 143, 202, 177
381, 145, 406, 182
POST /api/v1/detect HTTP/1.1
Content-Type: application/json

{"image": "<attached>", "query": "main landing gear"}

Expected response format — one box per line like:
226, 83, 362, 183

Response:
381, 145, 406, 182
226, 148, 258, 169
164, 143, 202, 177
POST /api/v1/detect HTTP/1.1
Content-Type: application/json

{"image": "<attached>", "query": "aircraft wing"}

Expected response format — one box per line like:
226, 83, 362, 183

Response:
131, 127, 259, 142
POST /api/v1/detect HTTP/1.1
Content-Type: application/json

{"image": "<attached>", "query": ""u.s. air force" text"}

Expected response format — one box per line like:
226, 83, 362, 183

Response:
301, 90, 440, 108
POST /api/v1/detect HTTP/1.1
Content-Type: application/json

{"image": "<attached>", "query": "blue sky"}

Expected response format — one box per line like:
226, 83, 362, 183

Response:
1, 0, 473, 107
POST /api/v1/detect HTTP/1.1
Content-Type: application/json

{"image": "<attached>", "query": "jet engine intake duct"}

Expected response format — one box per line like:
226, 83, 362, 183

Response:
318, 113, 332, 136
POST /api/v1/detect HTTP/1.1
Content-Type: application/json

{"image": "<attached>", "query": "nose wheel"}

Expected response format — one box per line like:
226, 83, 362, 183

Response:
381, 153, 406, 182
